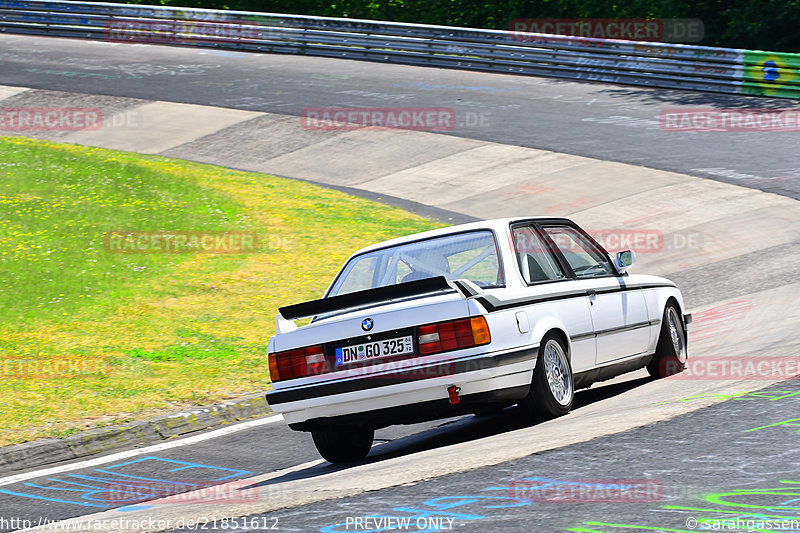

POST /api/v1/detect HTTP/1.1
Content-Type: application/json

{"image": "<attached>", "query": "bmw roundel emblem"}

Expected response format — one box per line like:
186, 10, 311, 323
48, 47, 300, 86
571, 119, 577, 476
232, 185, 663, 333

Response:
361, 318, 374, 331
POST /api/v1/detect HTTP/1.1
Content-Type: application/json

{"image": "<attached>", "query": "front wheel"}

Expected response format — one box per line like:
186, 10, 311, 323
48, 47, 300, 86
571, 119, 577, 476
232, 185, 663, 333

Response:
311, 426, 374, 464
647, 303, 688, 378
520, 334, 574, 420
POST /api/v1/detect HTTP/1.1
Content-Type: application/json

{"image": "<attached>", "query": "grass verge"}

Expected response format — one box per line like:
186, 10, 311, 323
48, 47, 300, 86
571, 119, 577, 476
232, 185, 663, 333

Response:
0, 136, 443, 446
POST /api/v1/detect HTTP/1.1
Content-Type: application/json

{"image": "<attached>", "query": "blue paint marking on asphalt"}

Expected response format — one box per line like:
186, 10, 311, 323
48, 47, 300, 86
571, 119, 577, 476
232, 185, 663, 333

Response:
42, 474, 192, 503
23, 477, 125, 501
101, 456, 251, 481
1, 456, 253, 508
422, 495, 530, 509
117, 505, 154, 512
0, 488, 106, 507
67, 473, 198, 487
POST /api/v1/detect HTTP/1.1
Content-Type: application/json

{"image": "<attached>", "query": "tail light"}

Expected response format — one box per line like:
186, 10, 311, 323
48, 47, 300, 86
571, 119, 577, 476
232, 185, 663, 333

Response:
417, 316, 491, 356
268, 345, 329, 383
268, 317, 491, 382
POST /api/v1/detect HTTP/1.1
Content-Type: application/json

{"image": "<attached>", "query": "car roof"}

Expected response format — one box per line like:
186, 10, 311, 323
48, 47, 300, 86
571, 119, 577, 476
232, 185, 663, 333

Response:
352, 216, 572, 256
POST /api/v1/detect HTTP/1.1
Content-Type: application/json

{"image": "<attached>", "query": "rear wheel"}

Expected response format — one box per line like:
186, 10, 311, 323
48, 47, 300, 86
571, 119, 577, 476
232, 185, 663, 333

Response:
311, 426, 374, 464
647, 303, 688, 378
520, 334, 574, 420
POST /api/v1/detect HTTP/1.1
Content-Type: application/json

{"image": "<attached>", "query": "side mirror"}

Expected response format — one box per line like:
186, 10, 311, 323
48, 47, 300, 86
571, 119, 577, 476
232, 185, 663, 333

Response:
614, 250, 636, 274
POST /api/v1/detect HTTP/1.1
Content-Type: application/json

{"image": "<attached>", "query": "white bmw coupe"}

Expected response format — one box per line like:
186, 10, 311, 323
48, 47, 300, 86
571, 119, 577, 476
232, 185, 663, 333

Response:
267, 217, 690, 463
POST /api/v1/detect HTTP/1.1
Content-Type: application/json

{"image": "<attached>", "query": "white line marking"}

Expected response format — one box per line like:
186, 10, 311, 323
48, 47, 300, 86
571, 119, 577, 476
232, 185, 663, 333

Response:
0, 414, 284, 487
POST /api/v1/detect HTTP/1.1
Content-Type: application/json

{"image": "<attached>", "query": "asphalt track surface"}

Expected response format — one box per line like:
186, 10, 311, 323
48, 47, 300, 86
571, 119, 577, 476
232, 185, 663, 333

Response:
1, 33, 800, 533
0, 414, 487, 530
207, 380, 800, 533
0, 382, 663, 527
0, 34, 799, 199
3, 382, 800, 532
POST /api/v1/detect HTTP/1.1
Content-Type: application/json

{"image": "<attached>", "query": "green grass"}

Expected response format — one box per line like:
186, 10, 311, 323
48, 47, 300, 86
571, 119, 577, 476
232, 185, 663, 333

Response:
1, 140, 248, 324
0, 136, 444, 446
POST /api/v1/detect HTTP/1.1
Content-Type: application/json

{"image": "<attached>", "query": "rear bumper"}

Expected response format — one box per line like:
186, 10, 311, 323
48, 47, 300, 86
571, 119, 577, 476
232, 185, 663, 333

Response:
287, 385, 529, 431
266, 345, 537, 430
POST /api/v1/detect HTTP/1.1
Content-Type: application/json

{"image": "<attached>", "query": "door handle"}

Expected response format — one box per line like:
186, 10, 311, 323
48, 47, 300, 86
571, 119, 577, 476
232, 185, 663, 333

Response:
587, 289, 597, 304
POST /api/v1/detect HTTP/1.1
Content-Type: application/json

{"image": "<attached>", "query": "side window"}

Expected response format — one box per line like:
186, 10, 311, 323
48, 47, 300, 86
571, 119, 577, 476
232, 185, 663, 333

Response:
541, 226, 613, 278
511, 225, 565, 284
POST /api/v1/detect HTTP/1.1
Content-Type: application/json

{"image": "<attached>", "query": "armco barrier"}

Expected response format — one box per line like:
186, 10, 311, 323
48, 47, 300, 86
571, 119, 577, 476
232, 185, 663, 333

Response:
0, 0, 798, 98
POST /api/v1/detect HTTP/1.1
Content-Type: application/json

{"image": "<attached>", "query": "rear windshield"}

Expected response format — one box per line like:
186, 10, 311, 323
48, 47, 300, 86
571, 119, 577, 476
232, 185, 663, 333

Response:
328, 230, 503, 296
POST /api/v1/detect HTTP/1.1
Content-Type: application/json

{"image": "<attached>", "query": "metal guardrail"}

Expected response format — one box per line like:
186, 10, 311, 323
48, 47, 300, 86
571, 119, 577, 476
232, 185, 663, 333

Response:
1, 0, 798, 98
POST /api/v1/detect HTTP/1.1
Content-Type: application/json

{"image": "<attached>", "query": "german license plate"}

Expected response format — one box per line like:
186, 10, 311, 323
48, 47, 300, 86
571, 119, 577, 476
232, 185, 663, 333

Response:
335, 336, 414, 366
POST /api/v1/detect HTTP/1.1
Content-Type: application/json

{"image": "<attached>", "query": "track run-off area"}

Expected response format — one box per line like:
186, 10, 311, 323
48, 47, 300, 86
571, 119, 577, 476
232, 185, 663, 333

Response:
1, 33, 799, 533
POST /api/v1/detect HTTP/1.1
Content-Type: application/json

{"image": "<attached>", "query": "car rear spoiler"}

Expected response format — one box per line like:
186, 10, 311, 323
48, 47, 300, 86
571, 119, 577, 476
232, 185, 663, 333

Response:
275, 276, 484, 333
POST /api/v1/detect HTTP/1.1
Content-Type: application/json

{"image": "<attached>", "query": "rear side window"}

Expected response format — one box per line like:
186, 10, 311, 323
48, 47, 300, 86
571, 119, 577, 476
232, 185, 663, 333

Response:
511, 225, 565, 284
335, 255, 378, 295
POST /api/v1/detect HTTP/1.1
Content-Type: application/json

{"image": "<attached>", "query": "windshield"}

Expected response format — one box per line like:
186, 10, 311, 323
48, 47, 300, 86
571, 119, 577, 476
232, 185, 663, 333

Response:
328, 230, 503, 296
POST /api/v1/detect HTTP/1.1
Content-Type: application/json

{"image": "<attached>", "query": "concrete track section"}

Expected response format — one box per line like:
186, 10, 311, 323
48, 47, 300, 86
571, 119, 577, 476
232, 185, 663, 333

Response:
1, 33, 800, 200
0, 33, 799, 533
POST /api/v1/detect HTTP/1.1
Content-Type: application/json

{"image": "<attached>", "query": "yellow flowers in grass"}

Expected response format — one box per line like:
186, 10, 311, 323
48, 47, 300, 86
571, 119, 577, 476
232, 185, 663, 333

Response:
0, 136, 443, 445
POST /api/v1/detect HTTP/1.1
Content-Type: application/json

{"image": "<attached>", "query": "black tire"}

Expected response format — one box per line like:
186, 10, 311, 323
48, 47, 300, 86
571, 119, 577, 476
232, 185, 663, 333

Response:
520, 333, 574, 420
311, 426, 374, 464
647, 303, 688, 378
